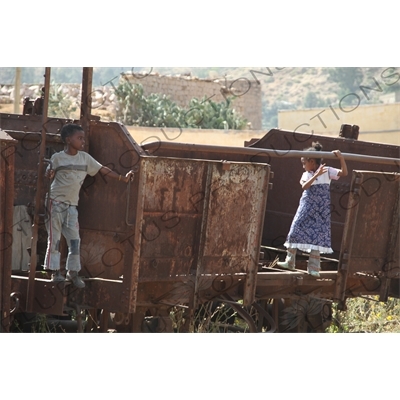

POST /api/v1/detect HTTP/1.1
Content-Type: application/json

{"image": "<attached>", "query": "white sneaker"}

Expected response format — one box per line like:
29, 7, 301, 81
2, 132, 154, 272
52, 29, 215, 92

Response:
66, 270, 85, 289
51, 270, 65, 282
277, 261, 295, 271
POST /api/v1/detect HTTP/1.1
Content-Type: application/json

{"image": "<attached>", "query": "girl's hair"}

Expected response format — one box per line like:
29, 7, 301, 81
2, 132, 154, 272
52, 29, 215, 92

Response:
60, 124, 84, 143
304, 141, 323, 166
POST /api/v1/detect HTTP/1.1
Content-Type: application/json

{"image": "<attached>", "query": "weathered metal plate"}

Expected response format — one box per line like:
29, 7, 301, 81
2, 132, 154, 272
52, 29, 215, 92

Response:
0, 134, 16, 331
11, 276, 68, 316
340, 170, 399, 273
67, 278, 127, 312
132, 156, 270, 307
335, 170, 400, 300
255, 271, 383, 299
79, 230, 126, 280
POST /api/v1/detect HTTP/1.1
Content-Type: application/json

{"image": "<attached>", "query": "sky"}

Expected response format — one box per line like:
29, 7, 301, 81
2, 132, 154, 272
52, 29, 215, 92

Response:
2, 3, 396, 67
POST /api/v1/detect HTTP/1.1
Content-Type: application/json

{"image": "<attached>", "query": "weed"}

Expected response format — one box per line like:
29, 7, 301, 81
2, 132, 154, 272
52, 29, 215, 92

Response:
328, 296, 400, 333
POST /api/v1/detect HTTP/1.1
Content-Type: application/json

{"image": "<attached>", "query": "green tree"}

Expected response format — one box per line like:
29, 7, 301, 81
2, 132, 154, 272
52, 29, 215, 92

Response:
303, 91, 326, 108
262, 99, 296, 130
326, 67, 365, 108
327, 67, 364, 94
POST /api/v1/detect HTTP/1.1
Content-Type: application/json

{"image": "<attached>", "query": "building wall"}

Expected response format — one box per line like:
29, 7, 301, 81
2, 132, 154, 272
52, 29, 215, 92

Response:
278, 103, 400, 145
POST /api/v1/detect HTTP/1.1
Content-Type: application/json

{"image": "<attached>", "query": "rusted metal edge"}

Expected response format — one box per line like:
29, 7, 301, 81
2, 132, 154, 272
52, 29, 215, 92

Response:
130, 157, 148, 313
380, 177, 400, 301
142, 141, 400, 166
4, 130, 63, 143
334, 171, 364, 302
0, 139, 15, 331
243, 165, 270, 307
193, 163, 213, 312
0, 129, 18, 142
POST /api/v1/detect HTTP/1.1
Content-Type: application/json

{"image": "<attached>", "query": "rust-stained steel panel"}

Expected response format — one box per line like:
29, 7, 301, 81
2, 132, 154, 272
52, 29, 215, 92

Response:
255, 271, 385, 300
10, 276, 67, 316
335, 170, 400, 301
67, 279, 126, 312
132, 156, 270, 307
0, 131, 16, 331
0, 113, 68, 135
79, 230, 126, 280
78, 121, 145, 232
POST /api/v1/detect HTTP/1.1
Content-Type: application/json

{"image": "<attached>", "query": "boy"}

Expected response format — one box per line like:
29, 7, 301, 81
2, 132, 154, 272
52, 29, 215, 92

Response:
44, 123, 133, 288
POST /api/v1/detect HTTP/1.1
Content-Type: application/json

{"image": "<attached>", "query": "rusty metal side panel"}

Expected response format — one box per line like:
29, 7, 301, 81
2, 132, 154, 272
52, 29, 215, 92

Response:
335, 170, 400, 301
78, 121, 144, 232
0, 113, 68, 135
79, 230, 126, 280
11, 277, 67, 316
196, 162, 269, 306
133, 156, 270, 307
67, 279, 128, 313
134, 157, 208, 283
0, 132, 16, 331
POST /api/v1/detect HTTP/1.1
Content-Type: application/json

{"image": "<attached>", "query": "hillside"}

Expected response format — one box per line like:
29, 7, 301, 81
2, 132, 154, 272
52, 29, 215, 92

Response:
1, 67, 397, 129
152, 67, 397, 128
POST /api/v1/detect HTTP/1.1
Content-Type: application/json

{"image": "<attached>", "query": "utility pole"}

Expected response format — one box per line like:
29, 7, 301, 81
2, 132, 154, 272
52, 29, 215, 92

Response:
14, 67, 21, 114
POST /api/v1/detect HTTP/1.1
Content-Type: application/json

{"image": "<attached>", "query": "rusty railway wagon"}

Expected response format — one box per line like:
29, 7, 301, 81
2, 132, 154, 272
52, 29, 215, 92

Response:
0, 68, 399, 333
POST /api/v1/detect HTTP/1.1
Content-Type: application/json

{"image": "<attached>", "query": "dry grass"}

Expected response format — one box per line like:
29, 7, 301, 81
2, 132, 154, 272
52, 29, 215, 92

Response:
328, 296, 400, 333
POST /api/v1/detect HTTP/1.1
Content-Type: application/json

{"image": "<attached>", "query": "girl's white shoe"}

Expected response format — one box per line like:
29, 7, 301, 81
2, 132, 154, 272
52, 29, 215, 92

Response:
277, 261, 296, 271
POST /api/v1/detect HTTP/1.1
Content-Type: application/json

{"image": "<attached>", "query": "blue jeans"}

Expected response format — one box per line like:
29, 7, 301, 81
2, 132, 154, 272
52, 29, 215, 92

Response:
44, 199, 81, 272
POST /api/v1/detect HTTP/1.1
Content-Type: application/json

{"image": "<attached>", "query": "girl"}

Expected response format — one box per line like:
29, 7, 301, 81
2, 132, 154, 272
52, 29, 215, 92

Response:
277, 142, 348, 277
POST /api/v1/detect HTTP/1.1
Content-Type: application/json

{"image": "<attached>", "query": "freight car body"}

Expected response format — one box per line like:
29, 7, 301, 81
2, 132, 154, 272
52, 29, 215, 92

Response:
1, 68, 399, 333
0, 115, 271, 332
143, 131, 400, 330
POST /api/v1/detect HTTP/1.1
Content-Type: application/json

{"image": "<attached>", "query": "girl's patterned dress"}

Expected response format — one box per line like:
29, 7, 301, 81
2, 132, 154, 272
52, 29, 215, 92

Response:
284, 167, 340, 254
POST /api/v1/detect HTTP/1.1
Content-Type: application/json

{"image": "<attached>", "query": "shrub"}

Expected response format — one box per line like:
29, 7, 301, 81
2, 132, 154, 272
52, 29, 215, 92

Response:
114, 81, 248, 130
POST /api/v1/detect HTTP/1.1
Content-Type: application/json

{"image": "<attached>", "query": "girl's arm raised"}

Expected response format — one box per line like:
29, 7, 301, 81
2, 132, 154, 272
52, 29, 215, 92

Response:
333, 150, 348, 177
301, 164, 328, 190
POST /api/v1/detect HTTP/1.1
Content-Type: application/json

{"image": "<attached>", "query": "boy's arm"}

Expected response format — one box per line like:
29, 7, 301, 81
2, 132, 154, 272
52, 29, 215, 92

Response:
45, 154, 56, 179
45, 169, 55, 180
99, 166, 134, 183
